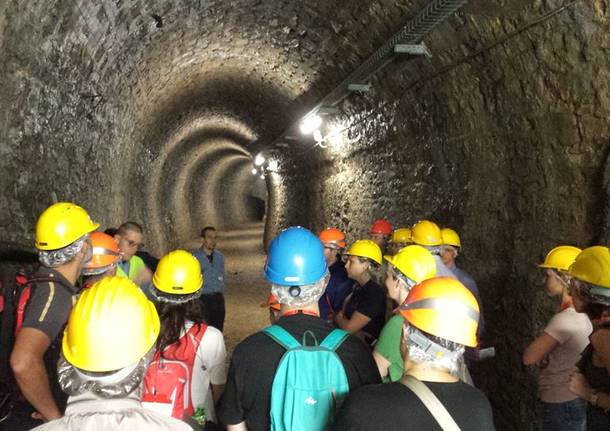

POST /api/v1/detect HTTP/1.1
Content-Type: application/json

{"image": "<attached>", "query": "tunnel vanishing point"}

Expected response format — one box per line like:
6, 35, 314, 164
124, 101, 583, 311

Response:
1, 1, 610, 429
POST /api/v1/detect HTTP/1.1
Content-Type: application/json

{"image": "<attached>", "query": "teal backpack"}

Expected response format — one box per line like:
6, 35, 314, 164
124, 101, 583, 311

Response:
264, 325, 350, 431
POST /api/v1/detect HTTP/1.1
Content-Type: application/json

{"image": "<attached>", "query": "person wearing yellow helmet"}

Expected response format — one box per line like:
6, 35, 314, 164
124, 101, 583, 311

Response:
334, 240, 387, 346
411, 220, 457, 279
386, 227, 412, 256
523, 245, 591, 431
144, 250, 227, 428
565, 246, 610, 430
373, 245, 436, 382
335, 277, 494, 430
440, 227, 485, 342
31, 276, 190, 431
9, 202, 98, 428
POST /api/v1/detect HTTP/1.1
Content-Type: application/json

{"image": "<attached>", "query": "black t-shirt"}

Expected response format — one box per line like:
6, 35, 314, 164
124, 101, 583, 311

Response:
334, 380, 495, 431
343, 279, 386, 344
218, 314, 381, 430
21, 266, 78, 409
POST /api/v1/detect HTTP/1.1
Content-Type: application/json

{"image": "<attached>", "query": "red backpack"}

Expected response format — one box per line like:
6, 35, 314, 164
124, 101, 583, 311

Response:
142, 323, 207, 420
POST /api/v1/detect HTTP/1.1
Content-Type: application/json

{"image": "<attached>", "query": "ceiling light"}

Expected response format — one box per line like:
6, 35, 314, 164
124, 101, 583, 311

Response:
313, 129, 323, 142
254, 154, 265, 166
267, 160, 279, 172
299, 114, 322, 135
251, 168, 257, 175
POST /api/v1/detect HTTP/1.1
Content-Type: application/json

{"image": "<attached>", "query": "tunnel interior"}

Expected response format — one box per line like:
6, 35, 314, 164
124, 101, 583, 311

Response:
2, 1, 610, 429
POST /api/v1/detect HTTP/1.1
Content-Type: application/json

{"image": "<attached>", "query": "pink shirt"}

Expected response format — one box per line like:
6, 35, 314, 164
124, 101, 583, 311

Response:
538, 307, 592, 402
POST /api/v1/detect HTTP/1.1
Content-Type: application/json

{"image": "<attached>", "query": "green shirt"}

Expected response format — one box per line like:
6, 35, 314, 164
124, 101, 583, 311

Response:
374, 314, 405, 382
116, 255, 146, 281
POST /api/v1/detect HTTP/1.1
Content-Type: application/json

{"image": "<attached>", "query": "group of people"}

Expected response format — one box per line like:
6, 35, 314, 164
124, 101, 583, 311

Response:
2, 201, 608, 430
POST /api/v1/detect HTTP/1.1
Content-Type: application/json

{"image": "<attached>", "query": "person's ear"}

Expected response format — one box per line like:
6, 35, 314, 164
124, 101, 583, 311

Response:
113, 234, 121, 244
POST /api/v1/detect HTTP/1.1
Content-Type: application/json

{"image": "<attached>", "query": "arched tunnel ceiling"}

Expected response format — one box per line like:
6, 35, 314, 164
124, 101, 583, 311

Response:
1, 0, 432, 249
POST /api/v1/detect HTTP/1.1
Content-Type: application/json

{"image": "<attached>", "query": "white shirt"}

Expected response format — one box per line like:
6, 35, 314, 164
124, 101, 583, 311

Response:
186, 321, 227, 423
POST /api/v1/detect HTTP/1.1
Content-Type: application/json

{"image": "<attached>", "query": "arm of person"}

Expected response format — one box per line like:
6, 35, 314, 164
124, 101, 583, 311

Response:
569, 329, 610, 411
523, 332, 559, 366
335, 311, 371, 334
10, 328, 61, 420
211, 384, 225, 405
372, 351, 391, 379
227, 423, 248, 431
134, 265, 153, 286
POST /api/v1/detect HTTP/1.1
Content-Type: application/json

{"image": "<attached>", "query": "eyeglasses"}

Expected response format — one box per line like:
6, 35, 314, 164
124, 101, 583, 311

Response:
126, 239, 143, 249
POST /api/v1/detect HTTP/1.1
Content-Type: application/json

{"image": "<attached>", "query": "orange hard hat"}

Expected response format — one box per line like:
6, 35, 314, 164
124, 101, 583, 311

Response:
370, 219, 393, 236
398, 277, 479, 347
260, 293, 281, 311
84, 232, 121, 272
319, 228, 346, 249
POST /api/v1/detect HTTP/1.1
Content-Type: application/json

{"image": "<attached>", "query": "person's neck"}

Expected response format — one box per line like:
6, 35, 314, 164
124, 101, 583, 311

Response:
445, 259, 456, 269
353, 272, 371, 286
203, 246, 214, 256
403, 362, 458, 383
397, 288, 409, 306
560, 289, 572, 307
54, 262, 81, 285
280, 303, 320, 316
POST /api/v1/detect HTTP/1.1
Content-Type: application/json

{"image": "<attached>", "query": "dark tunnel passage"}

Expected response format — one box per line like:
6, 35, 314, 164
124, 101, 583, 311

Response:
2, 1, 610, 429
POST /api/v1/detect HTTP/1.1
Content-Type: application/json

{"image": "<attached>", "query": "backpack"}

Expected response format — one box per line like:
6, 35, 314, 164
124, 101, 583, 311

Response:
142, 323, 207, 420
264, 325, 350, 431
0, 261, 73, 424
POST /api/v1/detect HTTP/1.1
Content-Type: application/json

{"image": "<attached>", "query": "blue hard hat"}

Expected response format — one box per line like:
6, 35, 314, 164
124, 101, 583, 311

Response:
264, 226, 327, 286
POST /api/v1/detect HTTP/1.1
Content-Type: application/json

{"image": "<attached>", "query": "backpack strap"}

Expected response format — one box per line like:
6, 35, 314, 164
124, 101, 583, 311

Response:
263, 325, 301, 350
401, 375, 461, 431
320, 329, 349, 351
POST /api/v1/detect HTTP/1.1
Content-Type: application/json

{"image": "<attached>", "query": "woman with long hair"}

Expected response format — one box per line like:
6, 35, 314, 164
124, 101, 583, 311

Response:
566, 246, 610, 431
143, 250, 227, 430
335, 240, 387, 346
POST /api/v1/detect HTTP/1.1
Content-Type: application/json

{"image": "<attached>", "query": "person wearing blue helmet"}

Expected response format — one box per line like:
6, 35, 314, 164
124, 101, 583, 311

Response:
219, 227, 381, 431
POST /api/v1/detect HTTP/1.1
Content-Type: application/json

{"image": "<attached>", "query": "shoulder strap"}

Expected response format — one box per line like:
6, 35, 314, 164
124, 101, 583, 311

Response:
263, 325, 301, 350
28, 276, 77, 294
320, 329, 349, 350
401, 375, 461, 431
189, 323, 207, 344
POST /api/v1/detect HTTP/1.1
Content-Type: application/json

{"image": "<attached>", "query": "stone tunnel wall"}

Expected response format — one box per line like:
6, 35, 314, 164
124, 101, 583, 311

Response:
270, 1, 610, 429
2, 0, 610, 429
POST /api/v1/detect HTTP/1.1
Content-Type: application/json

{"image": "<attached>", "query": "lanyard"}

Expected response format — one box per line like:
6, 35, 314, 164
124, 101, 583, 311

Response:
281, 309, 320, 317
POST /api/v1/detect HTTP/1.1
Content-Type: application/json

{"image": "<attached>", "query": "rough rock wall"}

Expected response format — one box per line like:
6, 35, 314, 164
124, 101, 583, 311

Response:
269, 1, 610, 428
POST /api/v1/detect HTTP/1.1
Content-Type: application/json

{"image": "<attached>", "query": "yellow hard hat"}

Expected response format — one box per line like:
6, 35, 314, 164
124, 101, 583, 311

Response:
441, 228, 461, 248
538, 245, 581, 272
62, 276, 159, 372
411, 220, 442, 247
568, 246, 610, 289
152, 250, 203, 296
391, 228, 412, 244
384, 245, 437, 284
345, 240, 382, 265
35, 202, 99, 250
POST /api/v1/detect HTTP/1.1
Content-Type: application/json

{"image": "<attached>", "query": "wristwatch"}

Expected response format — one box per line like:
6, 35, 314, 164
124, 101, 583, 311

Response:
590, 391, 599, 407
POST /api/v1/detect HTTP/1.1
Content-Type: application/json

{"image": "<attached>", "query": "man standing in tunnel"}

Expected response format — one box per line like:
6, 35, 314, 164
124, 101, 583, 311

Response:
194, 226, 226, 331
113, 222, 153, 287
9, 203, 98, 428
